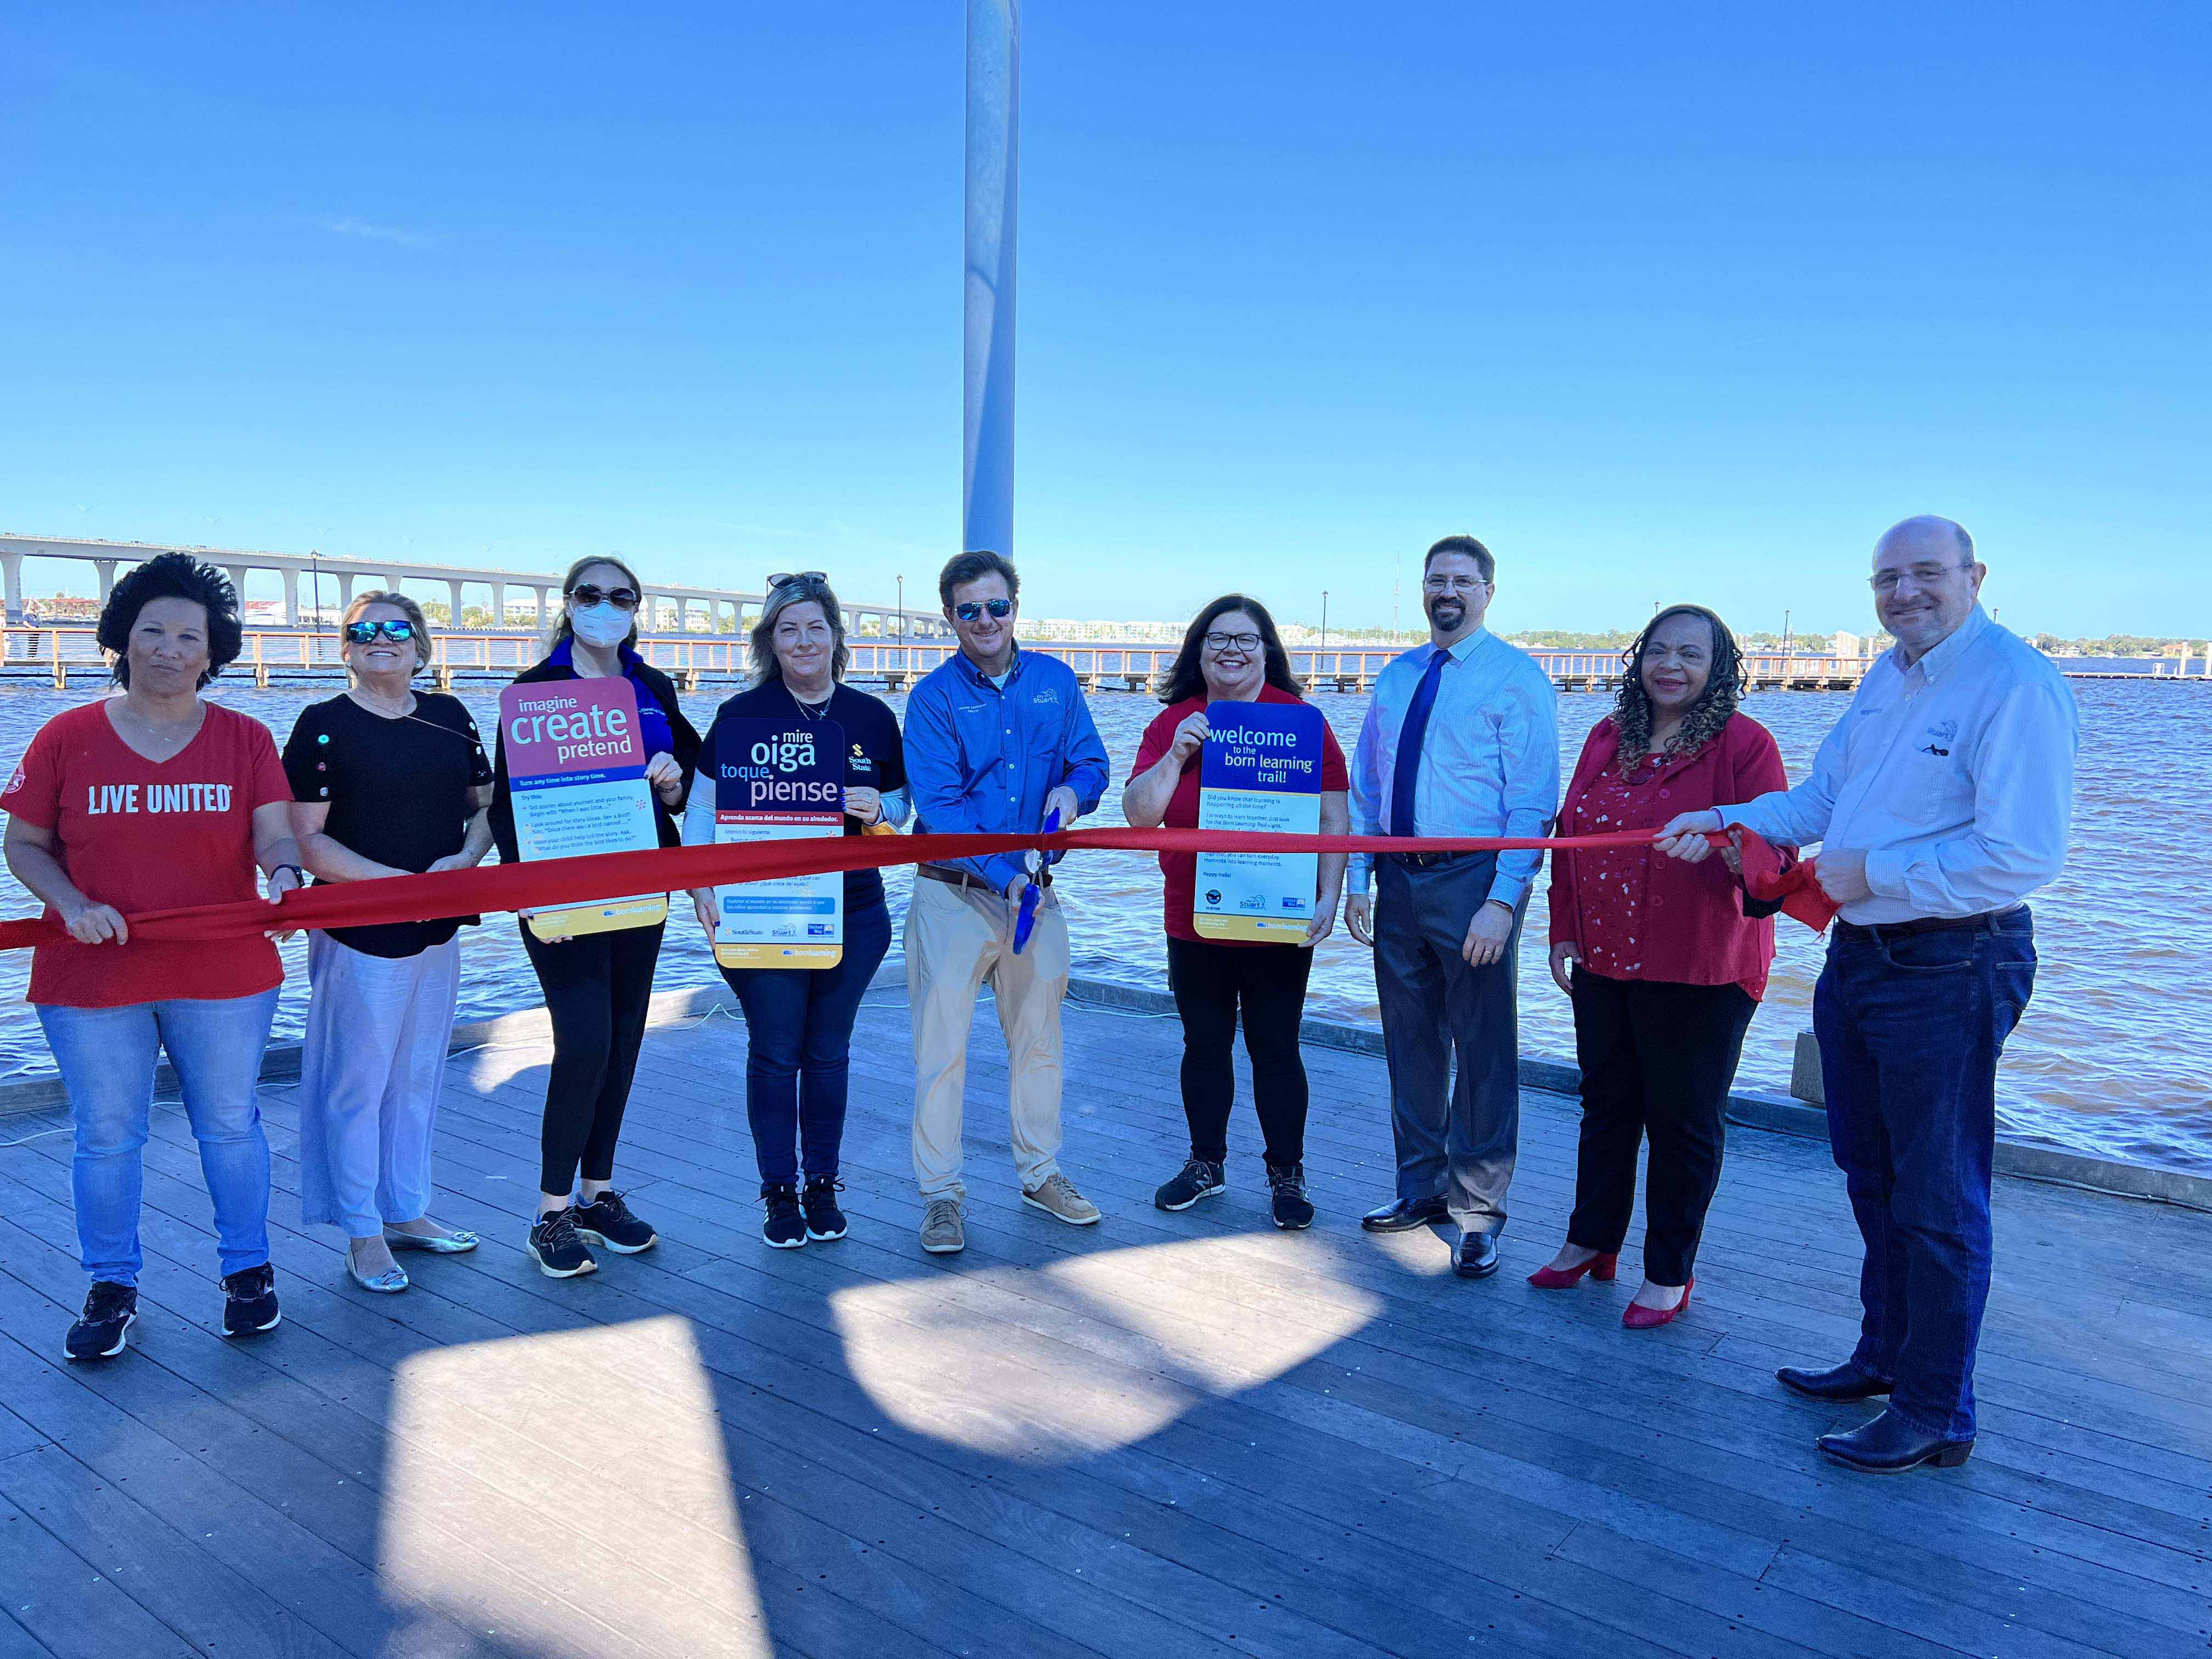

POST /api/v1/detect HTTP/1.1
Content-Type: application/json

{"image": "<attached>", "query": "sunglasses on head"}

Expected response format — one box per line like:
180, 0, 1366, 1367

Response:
769, 571, 827, 590
343, 619, 416, 645
569, 584, 640, 611
954, 597, 1014, 622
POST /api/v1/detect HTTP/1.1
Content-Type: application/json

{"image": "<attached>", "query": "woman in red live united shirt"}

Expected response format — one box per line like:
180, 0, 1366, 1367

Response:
1, 555, 305, 1364
1125, 595, 1350, 1229
1531, 605, 1793, 1330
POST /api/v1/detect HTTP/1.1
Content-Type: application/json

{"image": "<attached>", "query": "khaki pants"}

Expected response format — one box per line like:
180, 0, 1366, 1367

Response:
906, 874, 1070, 1199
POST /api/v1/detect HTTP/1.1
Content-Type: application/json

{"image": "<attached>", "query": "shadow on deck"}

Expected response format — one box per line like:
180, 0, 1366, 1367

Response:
0, 982, 2207, 1658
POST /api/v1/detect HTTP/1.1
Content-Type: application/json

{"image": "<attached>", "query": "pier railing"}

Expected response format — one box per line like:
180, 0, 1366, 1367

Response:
6, 625, 2200, 693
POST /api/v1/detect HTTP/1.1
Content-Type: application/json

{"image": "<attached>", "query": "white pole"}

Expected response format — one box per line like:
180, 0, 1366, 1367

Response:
964, 0, 1019, 557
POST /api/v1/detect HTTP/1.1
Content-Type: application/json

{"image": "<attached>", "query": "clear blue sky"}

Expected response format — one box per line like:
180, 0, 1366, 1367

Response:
3, 3, 2206, 638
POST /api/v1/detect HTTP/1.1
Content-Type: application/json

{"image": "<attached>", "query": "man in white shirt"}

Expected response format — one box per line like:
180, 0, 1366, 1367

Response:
1659, 516, 2077, 1475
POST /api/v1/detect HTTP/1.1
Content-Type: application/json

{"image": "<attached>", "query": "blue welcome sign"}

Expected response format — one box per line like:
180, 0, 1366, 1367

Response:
1194, 699, 1324, 941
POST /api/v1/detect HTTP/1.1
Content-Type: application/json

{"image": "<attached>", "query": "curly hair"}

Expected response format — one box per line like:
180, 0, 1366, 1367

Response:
1155, 594, 1304, 704
1610, 605, 1745, 776
97, 553, 244, 690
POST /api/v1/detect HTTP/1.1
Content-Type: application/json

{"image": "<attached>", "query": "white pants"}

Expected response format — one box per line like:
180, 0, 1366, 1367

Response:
906, 874, 1070, 1200
298, 932, 461, 1236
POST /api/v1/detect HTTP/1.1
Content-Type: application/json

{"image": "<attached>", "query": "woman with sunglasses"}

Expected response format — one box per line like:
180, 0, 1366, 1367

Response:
684, 573, 907, 1248
489, 556, 702, 1277
284, 591, 493, 1291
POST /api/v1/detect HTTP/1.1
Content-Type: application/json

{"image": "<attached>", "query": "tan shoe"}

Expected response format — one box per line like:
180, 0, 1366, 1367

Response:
1022, 1173, 1101, 1226
920, 1197, 966, 1254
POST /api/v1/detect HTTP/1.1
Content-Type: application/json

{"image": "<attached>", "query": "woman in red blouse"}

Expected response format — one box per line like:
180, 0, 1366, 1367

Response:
1125, 595, 1350, 1228
1533, 605, 1790, 1328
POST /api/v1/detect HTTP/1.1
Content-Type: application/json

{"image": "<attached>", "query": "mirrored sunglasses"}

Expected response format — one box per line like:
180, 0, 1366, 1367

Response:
955, 597, 1014, 622
343, 619, 417, 645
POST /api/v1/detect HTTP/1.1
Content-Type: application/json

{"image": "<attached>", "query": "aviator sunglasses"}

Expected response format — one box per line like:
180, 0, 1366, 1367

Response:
343, 619, 417, 645
769, 571, 827, 590
568, 583, 640, 611
954, 597, 1014, 622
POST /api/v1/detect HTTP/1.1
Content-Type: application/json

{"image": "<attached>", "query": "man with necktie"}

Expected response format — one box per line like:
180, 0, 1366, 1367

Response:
1346, 535, 1560, 1278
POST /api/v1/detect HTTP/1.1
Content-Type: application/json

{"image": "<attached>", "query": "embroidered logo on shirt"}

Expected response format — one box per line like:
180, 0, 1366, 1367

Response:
1920, 718, 1959, 758
1031, 685, 1060, 706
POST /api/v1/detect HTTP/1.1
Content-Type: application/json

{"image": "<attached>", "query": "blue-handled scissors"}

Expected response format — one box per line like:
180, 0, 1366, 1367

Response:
1013, 806, 1062, 955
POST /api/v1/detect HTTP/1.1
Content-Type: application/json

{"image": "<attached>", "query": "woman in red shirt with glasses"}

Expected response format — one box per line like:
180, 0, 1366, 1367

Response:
1532, 605, 1791, 1329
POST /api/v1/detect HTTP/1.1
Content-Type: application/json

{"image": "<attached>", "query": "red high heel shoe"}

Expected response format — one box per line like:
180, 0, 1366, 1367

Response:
1622, 1277, 1693, 1330
1527, 1251, 1618, 1289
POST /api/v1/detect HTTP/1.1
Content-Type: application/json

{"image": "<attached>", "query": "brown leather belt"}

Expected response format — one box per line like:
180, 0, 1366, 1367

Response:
917, 864, 995, 892
1835, 904, 2022, 944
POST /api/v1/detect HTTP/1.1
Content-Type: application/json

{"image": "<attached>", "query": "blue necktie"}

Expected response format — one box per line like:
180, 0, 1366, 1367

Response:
1389, 647, 1449, 838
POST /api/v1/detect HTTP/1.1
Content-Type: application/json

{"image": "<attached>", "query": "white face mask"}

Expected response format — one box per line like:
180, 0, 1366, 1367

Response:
569, 602, 630, 648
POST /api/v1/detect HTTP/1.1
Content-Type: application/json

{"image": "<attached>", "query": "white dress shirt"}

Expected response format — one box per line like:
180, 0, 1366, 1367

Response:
1348, 628, 1561, 907
1719, 606, 2078, 925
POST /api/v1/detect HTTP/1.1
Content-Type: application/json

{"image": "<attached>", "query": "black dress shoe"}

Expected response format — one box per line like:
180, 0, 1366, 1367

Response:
1777, 1361, 1895, 1402
1817, 1408, 1972, 1473
1361, 1197, 1449, 1233
1452, 1229, 1499, 1279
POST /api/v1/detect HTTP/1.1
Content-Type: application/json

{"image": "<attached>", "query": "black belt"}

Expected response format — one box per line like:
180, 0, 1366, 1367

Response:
1835, 904, 2022, 945
1388, 848, 1478, 870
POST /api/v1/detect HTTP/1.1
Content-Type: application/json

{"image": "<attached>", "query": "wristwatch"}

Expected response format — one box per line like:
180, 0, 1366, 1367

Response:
272, 864, 307, 888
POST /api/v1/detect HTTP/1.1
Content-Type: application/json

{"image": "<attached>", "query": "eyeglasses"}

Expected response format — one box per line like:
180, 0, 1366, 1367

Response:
954, 598, 1014, 622
1203, 630, 1263, 651
769, 571, 827, 590
569, 584, 640, 611
343, 619, 417, 645
1869, 562, 1971, 595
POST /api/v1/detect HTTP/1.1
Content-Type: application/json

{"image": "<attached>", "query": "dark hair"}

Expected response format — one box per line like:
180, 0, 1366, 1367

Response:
1611, 604, 1746, 775
1423, 534, 1495, 582
938, 549, 1019, 610
749, 574, 850, 686
98, 552, 242, 690
546, 554, 645, 651
1156, 594, 1304, 704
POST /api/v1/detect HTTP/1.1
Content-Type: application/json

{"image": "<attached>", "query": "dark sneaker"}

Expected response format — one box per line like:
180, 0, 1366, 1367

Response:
527, 1207, 598, 1278
801, 1176, 848, 1242
761, 1183, 808, 1249
65, 1281, 137, 1362
1267, 1162, 1316, 1230
1154, 1158, 1226, 1212
572, 1190, 657, 1254
220, 1264, 281, 1338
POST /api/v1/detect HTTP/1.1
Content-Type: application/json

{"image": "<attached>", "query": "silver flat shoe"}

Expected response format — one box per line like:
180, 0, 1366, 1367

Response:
383, 1228, 479, 1254
348, 1259, 409, 1294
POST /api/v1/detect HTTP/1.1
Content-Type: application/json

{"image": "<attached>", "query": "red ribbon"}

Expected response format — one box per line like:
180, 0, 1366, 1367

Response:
0, 825, 1829, 951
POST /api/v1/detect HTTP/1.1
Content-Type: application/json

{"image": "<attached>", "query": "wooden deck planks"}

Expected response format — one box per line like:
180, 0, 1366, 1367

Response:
0, 984, 2204, 1659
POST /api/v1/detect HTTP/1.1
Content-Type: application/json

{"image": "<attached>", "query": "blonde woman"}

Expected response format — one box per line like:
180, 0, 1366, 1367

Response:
285, 592, 494, 1291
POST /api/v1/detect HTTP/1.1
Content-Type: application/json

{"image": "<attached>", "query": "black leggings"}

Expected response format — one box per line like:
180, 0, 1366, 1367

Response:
1166, 935, 1313, 1167
1566, 969, 1756, 1285
522, 919, 665, 1198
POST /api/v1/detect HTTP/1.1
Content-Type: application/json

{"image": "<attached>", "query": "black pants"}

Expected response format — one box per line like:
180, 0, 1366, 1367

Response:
1567, 969, 1756, 1286
522, 919, 665, 1198
1166, 935, 1313, 1167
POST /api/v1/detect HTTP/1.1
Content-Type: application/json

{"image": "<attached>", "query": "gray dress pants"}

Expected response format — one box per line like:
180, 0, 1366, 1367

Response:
1374, 851, 1523, 1234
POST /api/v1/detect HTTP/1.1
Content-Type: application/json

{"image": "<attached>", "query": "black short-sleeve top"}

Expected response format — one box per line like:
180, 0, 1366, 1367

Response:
701, 680, 906, 910
283, 692, 495, 959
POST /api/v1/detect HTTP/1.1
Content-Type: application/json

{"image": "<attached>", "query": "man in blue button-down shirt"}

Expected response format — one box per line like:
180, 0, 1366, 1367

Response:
903, 551, 1110, 1254
1346, 535, 1560, 1279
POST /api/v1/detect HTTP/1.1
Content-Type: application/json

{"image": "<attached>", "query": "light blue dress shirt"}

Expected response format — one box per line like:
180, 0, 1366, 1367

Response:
1719, 606, 2078, 924
1348, 628, 1561, 907
904, 646, 1111, 894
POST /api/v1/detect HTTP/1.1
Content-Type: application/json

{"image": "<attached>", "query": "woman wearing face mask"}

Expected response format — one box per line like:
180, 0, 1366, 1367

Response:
489, 557, 702, 1278
684, 573, 907, 1248
1533, 605, 1791, 1328
285, 592, 493, 1293
1124, 594, 1350, 1229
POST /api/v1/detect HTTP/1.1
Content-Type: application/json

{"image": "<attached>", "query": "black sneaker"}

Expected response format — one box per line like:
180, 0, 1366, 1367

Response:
65, 1281, 137, 1362
761, 1183, 808, 1249
219, 1264, 281, 1339
527, 1207, 598, 1278
801, 1176, 848, 1242
1154, 1157, 1226, 1211
1268, 1162, 1316, 1230
572, 1189, 657, 1254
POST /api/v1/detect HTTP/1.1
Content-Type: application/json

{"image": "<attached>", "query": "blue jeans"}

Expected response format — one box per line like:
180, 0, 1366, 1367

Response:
1813, 909, 2036, 1440
38, 989, 280, 1288
720, 898, 892, 1187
